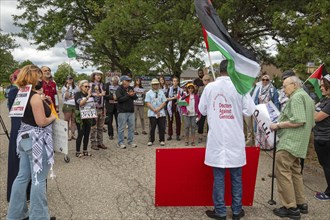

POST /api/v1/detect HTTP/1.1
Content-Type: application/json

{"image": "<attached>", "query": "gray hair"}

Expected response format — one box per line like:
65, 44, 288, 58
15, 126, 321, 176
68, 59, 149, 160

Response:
79, 80, 89, 88
287, 76, 302, 88
112, 76, 120, 82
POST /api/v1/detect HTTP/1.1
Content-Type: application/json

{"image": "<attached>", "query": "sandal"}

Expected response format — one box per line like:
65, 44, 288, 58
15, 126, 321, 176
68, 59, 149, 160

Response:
75, 152, 84, 158
83, 151, 92, 157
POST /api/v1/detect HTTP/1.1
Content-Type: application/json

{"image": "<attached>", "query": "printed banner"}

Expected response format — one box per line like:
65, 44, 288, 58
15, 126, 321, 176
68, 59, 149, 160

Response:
134, 88, 145, 105
155, 147, 260, 206
80, 98, 97, 119
9, 85, 32, 117
254, 103, 279, 147
52, 119, 68, 155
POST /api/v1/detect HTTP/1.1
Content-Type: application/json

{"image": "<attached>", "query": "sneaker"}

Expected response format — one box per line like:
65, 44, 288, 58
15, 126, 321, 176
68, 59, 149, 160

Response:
167, 136, 172, 141
142, 131, 147, 135
273, 207, 301, 220
134, 131, 139, 135
176, 136, 181, 141
205, 209, 226, 220
91, 145, 99, 150
109, 136, 114, 140
191, 142, 195, 146
160, 141, 165, 146
148, 142, 153, 146
185, 142, 189, 146
128, 143, 137, 148
297, 203, 308, 214
314, 192, 330, 201
117, 143, 126, 149
232, 209, 245, 220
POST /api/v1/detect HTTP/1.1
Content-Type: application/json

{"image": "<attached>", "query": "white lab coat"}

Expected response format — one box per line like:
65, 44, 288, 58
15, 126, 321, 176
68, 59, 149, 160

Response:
198, 76, 255, 168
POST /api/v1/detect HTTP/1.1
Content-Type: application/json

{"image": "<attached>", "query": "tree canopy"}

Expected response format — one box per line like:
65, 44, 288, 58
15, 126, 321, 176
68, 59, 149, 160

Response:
12, 0, 330, 79
0, 31, 18, 83
54, 62, 77, 86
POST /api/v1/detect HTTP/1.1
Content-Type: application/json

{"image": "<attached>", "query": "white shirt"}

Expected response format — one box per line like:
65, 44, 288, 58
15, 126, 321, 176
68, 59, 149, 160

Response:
198, 76, 255, 168
186, 95, 196, 116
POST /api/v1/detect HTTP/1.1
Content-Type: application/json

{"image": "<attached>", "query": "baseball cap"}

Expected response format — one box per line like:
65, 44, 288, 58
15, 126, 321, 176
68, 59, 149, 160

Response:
67, 75, 73, 80
281, 70, 295, 80
120, 75, 132, 81
150, 78, 160, 85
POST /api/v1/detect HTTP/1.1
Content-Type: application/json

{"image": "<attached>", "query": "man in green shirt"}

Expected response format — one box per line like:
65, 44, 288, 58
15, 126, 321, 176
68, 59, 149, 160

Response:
270, 76, 315, 220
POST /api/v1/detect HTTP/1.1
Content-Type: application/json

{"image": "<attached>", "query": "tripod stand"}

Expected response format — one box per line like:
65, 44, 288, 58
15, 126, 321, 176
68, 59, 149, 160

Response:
0, 114, 10, 140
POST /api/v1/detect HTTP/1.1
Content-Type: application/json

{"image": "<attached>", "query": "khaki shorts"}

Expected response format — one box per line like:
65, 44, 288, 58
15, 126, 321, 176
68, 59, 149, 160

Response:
62, 104, 76, 113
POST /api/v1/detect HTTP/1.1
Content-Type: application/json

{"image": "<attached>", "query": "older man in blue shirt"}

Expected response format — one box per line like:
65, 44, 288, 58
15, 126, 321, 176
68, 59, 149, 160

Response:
145, 78, 167, 146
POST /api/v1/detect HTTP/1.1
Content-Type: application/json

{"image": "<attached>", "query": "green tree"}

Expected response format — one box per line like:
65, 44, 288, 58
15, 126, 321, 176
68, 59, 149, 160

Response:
54, 63, 77, 86
75, 73, 91, 83
0, 31, 18, 83
12, 0, 203, 78
274, 0, 330, 79
18, 60, 34, 68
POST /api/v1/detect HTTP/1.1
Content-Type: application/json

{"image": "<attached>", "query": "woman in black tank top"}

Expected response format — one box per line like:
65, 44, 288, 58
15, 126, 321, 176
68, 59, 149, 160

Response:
7, 65, 56, 220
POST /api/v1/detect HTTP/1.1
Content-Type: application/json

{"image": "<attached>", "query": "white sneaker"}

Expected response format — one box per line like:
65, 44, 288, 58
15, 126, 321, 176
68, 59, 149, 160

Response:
128, 143, 137, 148
160, 141, 165, 146
148, 142, 153, 146
117, 143, 126, 149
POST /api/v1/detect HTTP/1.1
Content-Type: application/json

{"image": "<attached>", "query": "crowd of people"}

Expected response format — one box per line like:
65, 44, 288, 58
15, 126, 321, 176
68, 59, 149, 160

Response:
4, 61, 330, 220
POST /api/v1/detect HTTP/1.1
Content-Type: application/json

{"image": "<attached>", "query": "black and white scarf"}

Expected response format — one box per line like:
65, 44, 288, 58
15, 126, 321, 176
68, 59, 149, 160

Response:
17, 122, 55, 185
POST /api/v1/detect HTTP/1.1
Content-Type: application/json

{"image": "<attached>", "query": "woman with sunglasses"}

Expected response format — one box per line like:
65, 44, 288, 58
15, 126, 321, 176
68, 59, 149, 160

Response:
254, 74, 280, 150
74, 80, 93, 158
7, 65, 56, 220
180, 83, 201, 146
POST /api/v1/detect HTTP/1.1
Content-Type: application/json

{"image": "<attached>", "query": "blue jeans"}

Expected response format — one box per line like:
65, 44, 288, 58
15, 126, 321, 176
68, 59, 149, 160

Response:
7, 136, 50, 220
117, 113, 135, 145
212, 167, 242, 216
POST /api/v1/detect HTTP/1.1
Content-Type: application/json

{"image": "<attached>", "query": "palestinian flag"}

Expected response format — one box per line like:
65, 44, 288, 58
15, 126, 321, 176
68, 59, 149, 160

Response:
307, 64, 328, 99
65, 26, 77, 58
195, 0, 260, 95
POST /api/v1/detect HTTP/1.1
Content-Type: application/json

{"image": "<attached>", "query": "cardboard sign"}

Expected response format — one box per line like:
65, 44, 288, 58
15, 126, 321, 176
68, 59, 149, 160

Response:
9, 85, 32, 117
134, 88, 145, 105
155, 147, 260, 206
80, 98, 97, 119
52, 119, 68, 155
254, 103, 279, 147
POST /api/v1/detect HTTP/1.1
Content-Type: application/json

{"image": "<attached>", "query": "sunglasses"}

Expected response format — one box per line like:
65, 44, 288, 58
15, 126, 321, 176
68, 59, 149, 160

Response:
83, 85, 90, 88
262, 79, 269, 82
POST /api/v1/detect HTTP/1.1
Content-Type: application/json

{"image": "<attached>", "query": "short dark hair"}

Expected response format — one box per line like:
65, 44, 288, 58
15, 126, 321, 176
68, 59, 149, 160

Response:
198, 68, 203, 73
219, 60, 228, 74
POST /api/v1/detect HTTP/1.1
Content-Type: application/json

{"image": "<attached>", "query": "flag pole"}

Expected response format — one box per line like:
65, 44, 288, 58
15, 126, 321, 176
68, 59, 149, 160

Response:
303, 64, 323, 85
207, 50, 216, 80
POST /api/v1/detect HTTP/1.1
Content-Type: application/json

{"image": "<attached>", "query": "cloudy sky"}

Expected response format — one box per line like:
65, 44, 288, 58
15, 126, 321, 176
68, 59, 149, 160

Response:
0, 0, 96, 74
0, 1, 250, 75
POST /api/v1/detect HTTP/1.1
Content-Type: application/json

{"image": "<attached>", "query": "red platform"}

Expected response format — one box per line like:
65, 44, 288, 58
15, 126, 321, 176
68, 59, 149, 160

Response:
155, 147, 260, 206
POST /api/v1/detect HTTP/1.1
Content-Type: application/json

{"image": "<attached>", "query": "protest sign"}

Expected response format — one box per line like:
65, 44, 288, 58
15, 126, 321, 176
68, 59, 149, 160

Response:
52, 119, 68, 155
9, 85, 32, 117
254, 103, 280, 147
80, 98, 97, 119
134, 88, 145, 105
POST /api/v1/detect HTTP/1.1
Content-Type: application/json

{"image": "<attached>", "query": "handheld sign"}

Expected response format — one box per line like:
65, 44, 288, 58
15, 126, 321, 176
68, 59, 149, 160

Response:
9, 85, 32, 117
80, 98, 98, 119
254, 102, 280, 147
52, 119, 68, 155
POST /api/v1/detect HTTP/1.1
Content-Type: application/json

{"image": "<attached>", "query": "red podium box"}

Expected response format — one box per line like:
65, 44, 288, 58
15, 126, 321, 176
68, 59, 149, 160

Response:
155, 147, 260, 206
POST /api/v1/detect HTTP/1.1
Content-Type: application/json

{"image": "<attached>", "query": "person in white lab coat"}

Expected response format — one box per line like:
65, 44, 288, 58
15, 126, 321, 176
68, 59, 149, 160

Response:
199, 60, 255, 220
